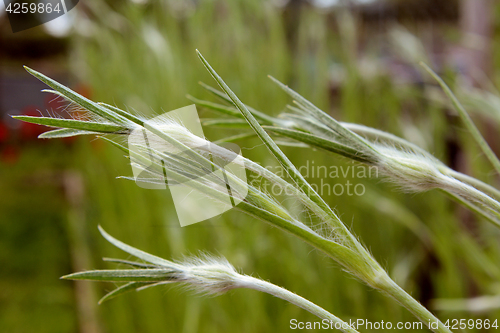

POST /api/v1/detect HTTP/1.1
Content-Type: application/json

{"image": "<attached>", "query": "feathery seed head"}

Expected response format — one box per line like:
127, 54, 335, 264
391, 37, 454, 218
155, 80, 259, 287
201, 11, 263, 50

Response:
175, 256, 245, 295
377, 146, 444, 192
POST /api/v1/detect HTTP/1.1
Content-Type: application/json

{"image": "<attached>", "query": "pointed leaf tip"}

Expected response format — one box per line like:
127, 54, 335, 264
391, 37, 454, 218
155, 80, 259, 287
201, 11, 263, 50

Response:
96, 226, 176, 268
99, 282, 149, 304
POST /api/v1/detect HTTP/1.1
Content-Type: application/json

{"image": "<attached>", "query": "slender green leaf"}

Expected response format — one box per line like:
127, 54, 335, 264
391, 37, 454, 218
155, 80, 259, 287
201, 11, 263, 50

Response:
341, 122, 428, 155
286, 104, 310, 117
62, 269, 176, 282
98, 102, 145, 125
264, 126, 375, 163
102, 257, 159, 269
38, 128, 100, 139
13, 116, 127, 133
268, 76, 377, 155
99, 137, 130, 154
186, 95, 243, 118
24, 66, 132, 126
198, 81, 233, 104
274, 140, 310, 148
201, 118, 249, 128
421, 62, 500, 175
196, 83, 280, 125
99, 282, 151, 304
213, 132, 256, 144
98, 226, 181, 269
282, 113, 342, 140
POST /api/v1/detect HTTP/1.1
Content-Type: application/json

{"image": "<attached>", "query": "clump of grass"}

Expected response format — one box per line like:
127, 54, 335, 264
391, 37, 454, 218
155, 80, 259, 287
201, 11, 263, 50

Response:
15, 52, 459, 333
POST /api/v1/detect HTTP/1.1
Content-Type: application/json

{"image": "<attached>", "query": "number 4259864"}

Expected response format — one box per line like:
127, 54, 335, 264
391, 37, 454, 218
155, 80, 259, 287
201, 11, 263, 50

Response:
444, 319, 498, 330
6, 2, 62, 14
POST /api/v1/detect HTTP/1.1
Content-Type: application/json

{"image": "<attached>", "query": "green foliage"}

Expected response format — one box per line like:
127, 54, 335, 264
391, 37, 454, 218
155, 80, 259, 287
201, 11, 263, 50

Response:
6, 1, 500, 332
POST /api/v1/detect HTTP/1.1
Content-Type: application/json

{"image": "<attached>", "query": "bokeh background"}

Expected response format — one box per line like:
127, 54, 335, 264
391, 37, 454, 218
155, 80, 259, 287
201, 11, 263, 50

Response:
1, 0, 500, 332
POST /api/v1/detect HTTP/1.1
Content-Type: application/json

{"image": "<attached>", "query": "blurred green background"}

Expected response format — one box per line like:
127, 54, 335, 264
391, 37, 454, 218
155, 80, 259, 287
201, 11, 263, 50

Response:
1, 0, 500, 332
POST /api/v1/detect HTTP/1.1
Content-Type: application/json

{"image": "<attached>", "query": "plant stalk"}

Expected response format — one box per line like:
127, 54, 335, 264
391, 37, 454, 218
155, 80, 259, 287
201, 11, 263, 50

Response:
379, 277, 452, 333
244, 276, 359, 333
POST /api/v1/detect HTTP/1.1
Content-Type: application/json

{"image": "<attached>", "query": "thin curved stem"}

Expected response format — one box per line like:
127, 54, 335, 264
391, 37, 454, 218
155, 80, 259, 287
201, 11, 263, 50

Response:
421, 62, 500, 176
244, 276, 359, 333
380, 278, 451, 333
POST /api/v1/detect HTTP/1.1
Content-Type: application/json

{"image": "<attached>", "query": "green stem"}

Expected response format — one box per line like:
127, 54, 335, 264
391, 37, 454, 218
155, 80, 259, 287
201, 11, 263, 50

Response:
380, 277, 452, 333
245, 277, 359, 333
443, 168, 500, 201
439, 190, 500, 226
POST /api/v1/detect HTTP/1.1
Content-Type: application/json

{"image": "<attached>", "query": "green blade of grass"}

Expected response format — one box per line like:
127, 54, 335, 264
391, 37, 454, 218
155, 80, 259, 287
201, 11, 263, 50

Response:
99, 137, 129, 154
99, 282, 152, 304
282, 113, 340, 138
196, 83, 280, 125
98, 102, 147, 126
213, 132, 256, 144
98, 226, 181, 269
286, 104, 310, 117
24, 66, 132, 126
198, 81, 233, 104
38, 128, 101, 139
421, 62, 500, 175
264, 126, 374, 163
62, 269, 176, 282
201, 118, 249, 128
13, 116, 127, 133
186, 95, 243, 118
341, 122, 429, 155
274, 140, 310, 148
268, 76, 377, 156
102, 258, 160, 269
